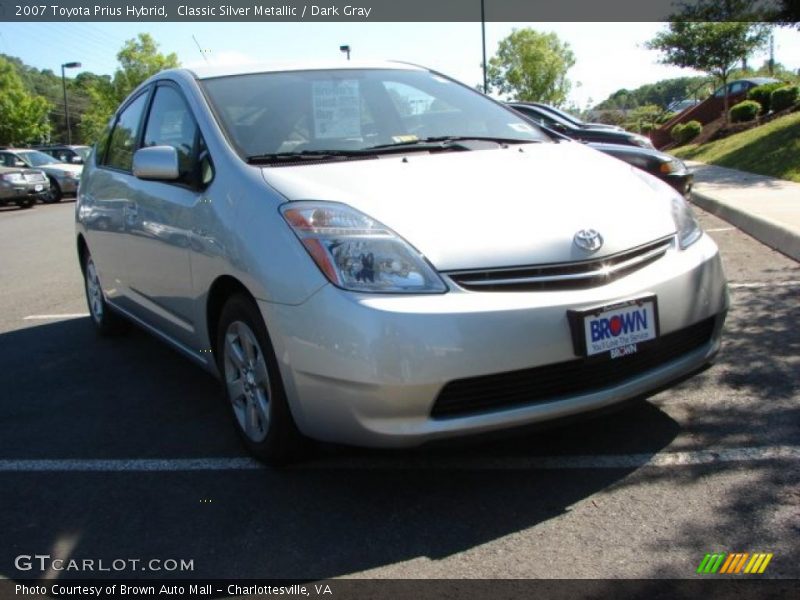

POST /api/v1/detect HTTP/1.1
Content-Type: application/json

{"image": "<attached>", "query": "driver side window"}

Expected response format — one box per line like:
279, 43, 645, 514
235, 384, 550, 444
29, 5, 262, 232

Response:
143, 85, 199, 181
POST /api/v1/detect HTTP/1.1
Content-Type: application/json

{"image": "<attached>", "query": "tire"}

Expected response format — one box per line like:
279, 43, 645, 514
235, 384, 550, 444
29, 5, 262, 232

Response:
216, 294, 307, 465
83, 250, 128, 336
44, 178, 62, 203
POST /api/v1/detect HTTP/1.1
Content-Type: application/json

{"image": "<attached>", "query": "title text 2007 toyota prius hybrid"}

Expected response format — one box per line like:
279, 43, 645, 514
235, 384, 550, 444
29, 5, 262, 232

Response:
76, 61, 728, 463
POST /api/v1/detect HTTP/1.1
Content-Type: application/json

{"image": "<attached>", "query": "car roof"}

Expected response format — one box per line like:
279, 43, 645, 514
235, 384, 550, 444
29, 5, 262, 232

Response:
184, 60, 426, 80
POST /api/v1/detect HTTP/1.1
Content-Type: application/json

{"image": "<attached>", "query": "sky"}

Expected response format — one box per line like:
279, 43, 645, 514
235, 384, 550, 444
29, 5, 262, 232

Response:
1, 21, 798, 108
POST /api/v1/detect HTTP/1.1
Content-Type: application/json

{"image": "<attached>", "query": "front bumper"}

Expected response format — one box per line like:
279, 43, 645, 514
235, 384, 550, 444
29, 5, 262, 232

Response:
0, 181, 50, 203
260, 234, 728, 447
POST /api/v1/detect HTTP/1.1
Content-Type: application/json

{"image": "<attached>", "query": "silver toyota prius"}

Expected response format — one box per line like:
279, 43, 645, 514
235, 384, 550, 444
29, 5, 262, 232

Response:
76, 61, 728, 463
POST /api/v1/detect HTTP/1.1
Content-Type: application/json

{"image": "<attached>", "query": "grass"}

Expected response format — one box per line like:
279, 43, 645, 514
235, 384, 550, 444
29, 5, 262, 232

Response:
671, 111, 800, 183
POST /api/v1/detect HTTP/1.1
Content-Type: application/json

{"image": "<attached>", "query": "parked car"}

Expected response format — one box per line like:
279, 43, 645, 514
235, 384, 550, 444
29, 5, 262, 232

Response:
508, 102, 655, 148
0, 165, 50, 209
588, 143, 693, 197
0, 148, 82, 203
712, 77, 780, 98
36, 144, 92, 165
528, 102, 623, 131
77, 61, 728, 463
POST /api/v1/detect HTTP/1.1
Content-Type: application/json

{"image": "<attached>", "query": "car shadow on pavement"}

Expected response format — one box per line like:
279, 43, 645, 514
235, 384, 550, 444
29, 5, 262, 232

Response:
0, 317, 685, 580
603, 284, 800, 578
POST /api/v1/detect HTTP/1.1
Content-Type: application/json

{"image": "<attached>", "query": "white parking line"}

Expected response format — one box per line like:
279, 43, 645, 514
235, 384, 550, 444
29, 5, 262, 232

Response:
0, 446, 797, 472
705, 227, 736, 232
23, 313, 89, 320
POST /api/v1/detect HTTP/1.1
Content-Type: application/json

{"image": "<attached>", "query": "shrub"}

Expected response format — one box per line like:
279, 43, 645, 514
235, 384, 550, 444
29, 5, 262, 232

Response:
671, 120, 702, 145
747, 82, 785, 113
771, 86, 800, 112
729, 100, 761, 123
657, 111, 677, 125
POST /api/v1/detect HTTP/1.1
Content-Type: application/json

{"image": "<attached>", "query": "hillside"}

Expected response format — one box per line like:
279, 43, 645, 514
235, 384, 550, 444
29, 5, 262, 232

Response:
672, 111, 800, 183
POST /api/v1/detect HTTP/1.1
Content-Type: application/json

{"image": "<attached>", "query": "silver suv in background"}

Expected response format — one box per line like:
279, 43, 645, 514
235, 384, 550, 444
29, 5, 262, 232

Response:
0, 148, 82, 203
76, 62, 728, 464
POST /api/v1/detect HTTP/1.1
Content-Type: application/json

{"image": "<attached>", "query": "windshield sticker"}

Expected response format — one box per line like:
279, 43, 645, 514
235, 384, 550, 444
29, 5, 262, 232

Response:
312, 80, 361, 139
509, 122, 535, 133
391, 134, 419, 143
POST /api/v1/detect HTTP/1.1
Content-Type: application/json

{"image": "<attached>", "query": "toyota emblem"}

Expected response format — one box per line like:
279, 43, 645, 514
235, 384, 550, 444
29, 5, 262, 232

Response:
574, 229, 603, 252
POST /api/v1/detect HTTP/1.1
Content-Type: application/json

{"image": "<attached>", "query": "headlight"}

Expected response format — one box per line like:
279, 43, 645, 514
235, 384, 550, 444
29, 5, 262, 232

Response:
281, 202, 447, 294
63, 171, 80, 179
630, 134, 654, 149
671, 194, 702, 249
1, 173, 25, 184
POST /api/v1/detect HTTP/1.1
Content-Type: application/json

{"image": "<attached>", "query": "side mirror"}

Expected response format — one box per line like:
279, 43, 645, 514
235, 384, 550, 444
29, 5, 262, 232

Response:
133, 146, 180, 181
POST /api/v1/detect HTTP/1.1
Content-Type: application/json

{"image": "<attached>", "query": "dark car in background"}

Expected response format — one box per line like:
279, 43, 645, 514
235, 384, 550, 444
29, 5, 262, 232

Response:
508, 102, 655, 149
527, 102, 623, 131
588, 143, 692, 197
0, 165, 50, 209
36, 144, 92, 165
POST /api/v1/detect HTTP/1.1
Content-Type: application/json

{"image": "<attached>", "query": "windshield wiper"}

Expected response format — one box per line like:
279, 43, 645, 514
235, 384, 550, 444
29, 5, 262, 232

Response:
365, 136, 541, 150
246, 149, 375, 164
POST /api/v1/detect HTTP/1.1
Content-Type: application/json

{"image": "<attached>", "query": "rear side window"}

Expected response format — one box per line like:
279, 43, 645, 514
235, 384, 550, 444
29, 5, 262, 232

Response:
105, 92, 148, 171
142, 85, 198, 179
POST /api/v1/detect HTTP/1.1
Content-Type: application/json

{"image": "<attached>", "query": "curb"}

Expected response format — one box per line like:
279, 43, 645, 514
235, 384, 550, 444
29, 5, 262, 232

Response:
691, 190, 800, 263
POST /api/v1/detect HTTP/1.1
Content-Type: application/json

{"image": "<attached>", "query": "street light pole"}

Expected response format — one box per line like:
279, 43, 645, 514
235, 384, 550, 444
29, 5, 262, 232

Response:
481, 0, 488, 93
61, 61, 81, 145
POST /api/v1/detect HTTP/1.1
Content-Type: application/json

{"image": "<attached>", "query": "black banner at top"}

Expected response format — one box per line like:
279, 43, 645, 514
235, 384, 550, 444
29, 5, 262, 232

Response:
0, 0, 791, 22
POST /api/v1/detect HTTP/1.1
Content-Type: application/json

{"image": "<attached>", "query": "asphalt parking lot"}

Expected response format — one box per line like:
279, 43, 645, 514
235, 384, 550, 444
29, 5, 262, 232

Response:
0, 201, 798, 581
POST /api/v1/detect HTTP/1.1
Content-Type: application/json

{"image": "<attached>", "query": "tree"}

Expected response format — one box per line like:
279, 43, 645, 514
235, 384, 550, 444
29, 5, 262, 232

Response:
646, 22, 770, 122
0, 56, 51, 145
79, 33, 179, 144
486, 29, 575, 106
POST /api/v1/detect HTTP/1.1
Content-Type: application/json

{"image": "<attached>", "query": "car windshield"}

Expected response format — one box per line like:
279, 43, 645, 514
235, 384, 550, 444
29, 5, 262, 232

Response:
18, 150, 60, 167
201, 68, 549, 158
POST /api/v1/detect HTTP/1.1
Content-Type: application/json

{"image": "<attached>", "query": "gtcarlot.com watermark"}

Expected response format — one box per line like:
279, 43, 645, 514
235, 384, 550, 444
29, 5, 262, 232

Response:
14, 554, 194, 573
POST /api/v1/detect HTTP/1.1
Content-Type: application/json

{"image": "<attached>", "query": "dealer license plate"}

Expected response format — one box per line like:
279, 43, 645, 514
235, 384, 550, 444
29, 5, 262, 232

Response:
570, 297, 659, 359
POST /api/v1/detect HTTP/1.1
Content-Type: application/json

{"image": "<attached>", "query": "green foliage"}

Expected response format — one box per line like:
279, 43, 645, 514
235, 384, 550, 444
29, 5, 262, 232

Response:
729, 100, 762, 123
671, 120, 702, 145
79, 33, 179, 144
646, 22, 771, 121
486, 28, 575, 106
771, 86, 800, 112
0, 56, 51, 145
658, 111, 678, 125
747, 82, 786, 113
623, 104, 663, 134
595, 76, 710, 111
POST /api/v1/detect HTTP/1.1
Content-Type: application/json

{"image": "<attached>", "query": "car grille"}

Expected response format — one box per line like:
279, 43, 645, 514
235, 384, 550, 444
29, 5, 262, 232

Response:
24, 172, 47, 183
446, 236, 674, 292
431, 316, 717, 418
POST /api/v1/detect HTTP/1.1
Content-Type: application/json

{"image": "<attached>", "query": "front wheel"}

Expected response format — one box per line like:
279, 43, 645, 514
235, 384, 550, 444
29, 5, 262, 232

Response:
44, 178, 62, 203
216, 294, 307, 465
83, 251, 128, 335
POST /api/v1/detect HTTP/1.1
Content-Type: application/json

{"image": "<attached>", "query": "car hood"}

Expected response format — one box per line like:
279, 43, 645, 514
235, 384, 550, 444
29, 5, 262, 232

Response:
261, 142, 678, 271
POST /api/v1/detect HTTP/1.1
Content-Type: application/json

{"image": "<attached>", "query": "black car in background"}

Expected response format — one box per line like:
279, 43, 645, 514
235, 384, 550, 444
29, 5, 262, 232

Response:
508, 102, 655, 149
587, 142, 693, 197
526, 102, 623, 131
